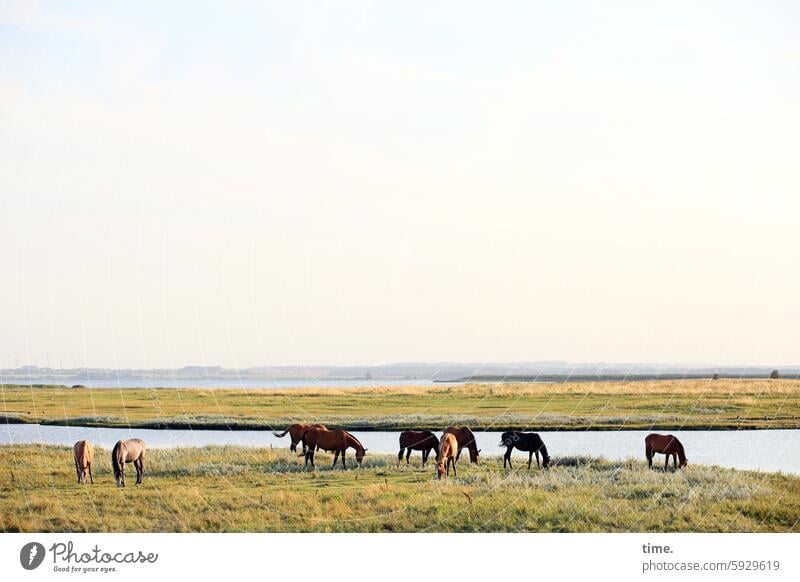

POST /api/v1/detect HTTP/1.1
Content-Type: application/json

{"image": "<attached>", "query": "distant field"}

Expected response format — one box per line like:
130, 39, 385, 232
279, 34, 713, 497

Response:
2, 380, 800, 431
1, 445, 797, 533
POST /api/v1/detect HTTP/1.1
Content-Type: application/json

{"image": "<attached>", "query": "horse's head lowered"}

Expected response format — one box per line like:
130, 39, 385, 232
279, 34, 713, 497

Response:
681, 458, 688, 468
436, 460, 446, 480
469, 447, 481, 463
356, 447, 367, 465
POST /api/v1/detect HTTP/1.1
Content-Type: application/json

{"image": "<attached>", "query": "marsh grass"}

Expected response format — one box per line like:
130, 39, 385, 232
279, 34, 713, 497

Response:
3, 379, 800, 431
1, 445, 797, 533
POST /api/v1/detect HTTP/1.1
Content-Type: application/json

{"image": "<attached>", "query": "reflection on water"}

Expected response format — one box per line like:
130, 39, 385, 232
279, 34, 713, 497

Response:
2, 423, 798, 475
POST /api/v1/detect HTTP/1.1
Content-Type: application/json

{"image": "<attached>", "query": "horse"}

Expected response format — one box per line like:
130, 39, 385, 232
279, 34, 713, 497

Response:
398, 430, 439, 466
73, 440, 94, 484
272, 423, 327, 453
436, 433, 458, 480
443, 426, 481, 463
500, 431, 550, 469
645, 433, 688, 470
301, 428, 367, 469
112, 439, 146, 487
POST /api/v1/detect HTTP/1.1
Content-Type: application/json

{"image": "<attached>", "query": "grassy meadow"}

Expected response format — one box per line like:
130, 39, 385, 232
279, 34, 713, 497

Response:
1, 444, 797, 533
2, 379, 800, 430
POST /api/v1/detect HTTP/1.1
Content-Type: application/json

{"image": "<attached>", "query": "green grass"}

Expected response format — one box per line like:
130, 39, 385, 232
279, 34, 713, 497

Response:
1, 445, 798, 532
2, 380, 800, 430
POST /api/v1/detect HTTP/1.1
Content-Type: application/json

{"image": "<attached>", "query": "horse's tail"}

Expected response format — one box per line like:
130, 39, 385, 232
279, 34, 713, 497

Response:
296, 429, 312, 456
272, 429, 290, 438
111, 441, 122, 477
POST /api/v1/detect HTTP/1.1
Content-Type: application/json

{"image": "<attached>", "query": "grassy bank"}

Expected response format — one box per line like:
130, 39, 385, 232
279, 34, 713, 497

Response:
2, 380, 800, 431
1, 445, 797, 532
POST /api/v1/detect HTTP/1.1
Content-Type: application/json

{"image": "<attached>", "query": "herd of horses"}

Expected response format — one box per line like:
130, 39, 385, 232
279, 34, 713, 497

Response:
72, 438, 146, 487
71, 428, 688, 485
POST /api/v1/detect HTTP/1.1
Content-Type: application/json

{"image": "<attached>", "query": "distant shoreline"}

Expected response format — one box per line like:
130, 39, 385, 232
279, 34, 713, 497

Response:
445, 373, 800, 383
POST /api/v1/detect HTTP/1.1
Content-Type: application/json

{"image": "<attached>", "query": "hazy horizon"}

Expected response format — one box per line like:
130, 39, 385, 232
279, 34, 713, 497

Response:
2, 1, 799, 369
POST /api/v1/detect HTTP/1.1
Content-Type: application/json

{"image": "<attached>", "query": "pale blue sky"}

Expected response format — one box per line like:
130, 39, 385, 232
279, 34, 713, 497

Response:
1, 1, 799, 368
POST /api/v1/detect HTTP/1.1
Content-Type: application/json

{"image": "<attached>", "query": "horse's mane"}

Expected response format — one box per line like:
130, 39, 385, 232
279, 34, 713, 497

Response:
675, 439, 686, 460
345, 431, 365, 451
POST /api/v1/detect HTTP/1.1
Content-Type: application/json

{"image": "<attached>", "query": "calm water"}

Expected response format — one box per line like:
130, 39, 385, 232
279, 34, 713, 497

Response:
4, 378, 449, 389
2, 424, 798, 475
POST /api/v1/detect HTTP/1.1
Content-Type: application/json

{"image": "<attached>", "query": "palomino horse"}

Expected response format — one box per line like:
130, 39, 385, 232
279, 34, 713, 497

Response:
645, 433, 688, 470
301, 428, 367, 469
272, 423, 327, 453
436, 433, 458, 480
73, 440, 94, 484
112, 439, 146, 487
398, 430, 439, 467
443, 426, 481, 463
500, 431, 550, 470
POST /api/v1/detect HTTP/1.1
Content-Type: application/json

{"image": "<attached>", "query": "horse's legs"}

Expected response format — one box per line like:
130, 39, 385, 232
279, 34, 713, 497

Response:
332, 450, 340, 468
456, 447, 463, 461
673, 453, 678, 470
422, 449, 429, 467
88, 463, 94, 484
134, 458, 143, 484
341, 449, 346, 469
451, 458, 457, 478
398, 448, 404, 464
664, 455, 669, 471
503, 447, 512, 469
75, 460, 82, 484
290, 440, 297, 453
406, 448, 412, 463
527, 451, 533, 470
646, 447, 653, 469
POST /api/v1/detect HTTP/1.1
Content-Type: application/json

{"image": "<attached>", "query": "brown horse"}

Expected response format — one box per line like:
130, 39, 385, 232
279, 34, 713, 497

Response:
272, 423, 327, 453
398, 430, 439, 466
645, 433, 688, 470
443, 426, 481, 463
301, 428, 367, 469
112, 438, 146, 487
436, 433, 458, 480
73, 440, 94, 484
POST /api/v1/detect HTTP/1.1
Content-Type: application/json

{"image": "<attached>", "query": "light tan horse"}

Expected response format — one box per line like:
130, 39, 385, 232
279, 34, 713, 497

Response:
443, 426, 481, 463
301, 428, 367, 469
112, 439, 146, 487
73, 440, 94, 484
272, 423, 327, 453
436, 433, 458, 480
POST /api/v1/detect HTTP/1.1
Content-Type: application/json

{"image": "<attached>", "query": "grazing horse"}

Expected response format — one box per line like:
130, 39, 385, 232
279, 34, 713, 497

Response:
73, 440, 94, 484
645, 433, 688, 470
301, 428, 367, 469
436, 433, 458, 480
272, 423, 327, 453
443, 426, 481, 463
398, 430, 439, 466
500, 431, 550, 470
112, 439, 146, 487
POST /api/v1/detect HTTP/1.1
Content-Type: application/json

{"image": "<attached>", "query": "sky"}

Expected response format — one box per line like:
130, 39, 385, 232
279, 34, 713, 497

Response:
1, 1, 798, 369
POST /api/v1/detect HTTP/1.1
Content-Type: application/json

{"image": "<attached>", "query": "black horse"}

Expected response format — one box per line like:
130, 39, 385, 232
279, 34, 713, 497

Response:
500, 431, 550, 469
398, 430, 439, 466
